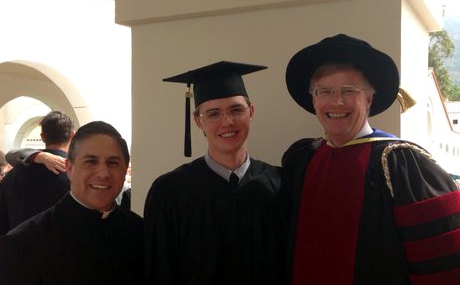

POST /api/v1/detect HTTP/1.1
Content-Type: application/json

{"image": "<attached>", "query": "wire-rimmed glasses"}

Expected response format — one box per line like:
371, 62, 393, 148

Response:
199, 105, 250, 122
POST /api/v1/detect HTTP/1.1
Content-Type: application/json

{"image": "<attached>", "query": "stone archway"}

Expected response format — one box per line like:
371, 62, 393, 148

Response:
0, 60, 93, 151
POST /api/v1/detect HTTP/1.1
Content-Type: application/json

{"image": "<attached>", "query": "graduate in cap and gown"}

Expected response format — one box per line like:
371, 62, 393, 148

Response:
283, 34, 460, 285
144, 61, 288, 285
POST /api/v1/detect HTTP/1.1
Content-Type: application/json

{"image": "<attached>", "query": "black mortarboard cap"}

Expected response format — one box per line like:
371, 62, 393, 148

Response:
163, 61, 267, 157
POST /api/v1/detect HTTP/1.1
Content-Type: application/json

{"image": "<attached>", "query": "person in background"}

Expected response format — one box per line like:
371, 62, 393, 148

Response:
119, 187, 131, 210
144, 61, 288, 285
0, 111, 74, 235
0, 121, 143, 285
0, 150, 9, 182
282, 34, 460, 285
117, 164, 131, 210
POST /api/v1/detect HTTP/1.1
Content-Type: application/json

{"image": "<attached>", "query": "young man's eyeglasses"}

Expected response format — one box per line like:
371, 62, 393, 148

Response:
199, 106, 250, 122
311, 85, 371, 100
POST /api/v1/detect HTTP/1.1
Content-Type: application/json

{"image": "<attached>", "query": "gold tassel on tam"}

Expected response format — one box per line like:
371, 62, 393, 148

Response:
397, 87, 416, 113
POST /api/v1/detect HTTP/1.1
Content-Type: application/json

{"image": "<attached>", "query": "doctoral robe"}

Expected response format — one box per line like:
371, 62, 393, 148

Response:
282, 130, 460, 285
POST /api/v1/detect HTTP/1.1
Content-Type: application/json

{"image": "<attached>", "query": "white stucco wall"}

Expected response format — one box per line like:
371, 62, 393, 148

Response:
117, 0, 407, 215
400, 0, 436, 147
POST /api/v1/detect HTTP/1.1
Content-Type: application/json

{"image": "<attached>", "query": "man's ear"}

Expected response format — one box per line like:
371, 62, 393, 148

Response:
366, 93, 374, 110
193, 113, 202, 130
193, 114, 207, 137
65, 158, 72, 181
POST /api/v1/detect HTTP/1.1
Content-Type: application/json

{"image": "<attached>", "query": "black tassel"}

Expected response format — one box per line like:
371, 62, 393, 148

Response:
184, 84, 192, 157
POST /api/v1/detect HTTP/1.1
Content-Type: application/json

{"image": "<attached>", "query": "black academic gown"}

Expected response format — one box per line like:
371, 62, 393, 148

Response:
0, 193, 144, 285
144, 157, 288, 285
0, 149, 69, 235
282, 133, 460, 285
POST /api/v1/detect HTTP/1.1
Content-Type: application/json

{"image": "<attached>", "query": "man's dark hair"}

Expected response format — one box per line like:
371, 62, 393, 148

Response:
67, 121, 130, 166
40, 111, 74, 145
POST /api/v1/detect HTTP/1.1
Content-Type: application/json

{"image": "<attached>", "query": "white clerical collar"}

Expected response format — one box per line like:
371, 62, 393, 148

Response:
354, 121, 373, 139
69, 191, 115, 219
204, 152, 250, 182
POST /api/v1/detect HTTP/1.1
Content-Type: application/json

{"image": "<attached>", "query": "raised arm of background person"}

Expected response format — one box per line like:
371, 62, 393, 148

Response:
5, 148, 39, 167
6, 149, 65, 174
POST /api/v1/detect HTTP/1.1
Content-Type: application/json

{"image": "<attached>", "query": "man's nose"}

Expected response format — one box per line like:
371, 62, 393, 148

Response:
95, 163, 110, 177
221, 111, 235, 124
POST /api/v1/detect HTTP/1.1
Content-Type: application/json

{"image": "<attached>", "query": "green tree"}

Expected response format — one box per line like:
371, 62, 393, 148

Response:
429, 30, 460, 101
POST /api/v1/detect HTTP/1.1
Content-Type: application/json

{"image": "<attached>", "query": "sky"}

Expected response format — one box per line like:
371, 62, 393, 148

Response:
444, 0, 460, 16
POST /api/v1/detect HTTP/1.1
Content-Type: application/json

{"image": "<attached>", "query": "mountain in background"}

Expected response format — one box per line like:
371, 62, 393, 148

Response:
443, 8, 460, 86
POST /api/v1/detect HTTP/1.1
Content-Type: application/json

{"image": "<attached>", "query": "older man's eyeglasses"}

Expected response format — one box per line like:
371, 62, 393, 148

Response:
311, 85, 371, 100
199, 106, 250, 122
